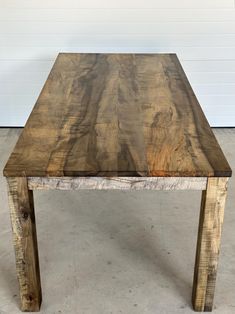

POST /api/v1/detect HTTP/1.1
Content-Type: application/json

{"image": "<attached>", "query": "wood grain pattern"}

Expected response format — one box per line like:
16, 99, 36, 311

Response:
7, 177, 41, 312
27, 176, 207, 191
192, 177, 228, 312
3, 53, 231, 177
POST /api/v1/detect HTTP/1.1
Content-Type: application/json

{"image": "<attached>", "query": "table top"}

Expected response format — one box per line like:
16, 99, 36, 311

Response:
3, 53, 231, 178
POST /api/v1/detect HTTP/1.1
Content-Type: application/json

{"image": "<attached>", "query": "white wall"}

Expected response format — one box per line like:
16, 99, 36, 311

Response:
1, 0, 235, 126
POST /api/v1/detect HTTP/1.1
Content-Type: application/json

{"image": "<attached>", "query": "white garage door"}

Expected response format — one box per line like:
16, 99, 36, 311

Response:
0, 0, 235, 126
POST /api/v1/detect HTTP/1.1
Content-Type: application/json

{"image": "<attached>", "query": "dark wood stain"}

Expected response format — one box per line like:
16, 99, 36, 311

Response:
3, 53, 232, 177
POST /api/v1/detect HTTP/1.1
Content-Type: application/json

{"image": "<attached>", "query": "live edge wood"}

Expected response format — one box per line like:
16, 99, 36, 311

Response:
7, 177, 41, 312
3, 53, 231, 178
192, 177, 228, 312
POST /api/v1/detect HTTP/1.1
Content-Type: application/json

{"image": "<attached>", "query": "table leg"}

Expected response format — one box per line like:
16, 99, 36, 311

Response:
192, 177, 228, 312
7, 177, 42, 312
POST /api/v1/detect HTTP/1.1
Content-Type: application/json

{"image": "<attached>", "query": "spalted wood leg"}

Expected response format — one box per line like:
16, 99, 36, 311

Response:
7, 177, 41, 312
192, 177, 228, 312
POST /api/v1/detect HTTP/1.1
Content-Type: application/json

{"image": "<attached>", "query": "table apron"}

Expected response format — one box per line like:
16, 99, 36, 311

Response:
27, 177, 208, 191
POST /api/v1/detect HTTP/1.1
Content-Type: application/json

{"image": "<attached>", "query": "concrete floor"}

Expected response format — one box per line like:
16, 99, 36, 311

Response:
0, 128, 234, 314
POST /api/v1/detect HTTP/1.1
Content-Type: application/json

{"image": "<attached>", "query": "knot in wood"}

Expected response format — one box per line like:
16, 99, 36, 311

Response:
21, 211, 29, 220
27, 294, 34, 302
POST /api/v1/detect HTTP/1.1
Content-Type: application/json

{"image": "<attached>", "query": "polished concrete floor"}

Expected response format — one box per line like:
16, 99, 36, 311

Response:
0, 128, 234, 314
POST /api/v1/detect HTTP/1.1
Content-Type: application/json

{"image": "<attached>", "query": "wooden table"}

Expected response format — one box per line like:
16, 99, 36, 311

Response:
3, 53, 231, 312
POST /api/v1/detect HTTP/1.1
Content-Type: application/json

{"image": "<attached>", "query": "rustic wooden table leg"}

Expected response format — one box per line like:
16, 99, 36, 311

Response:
7, 177, 42, 312
192, 177, 228, 312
